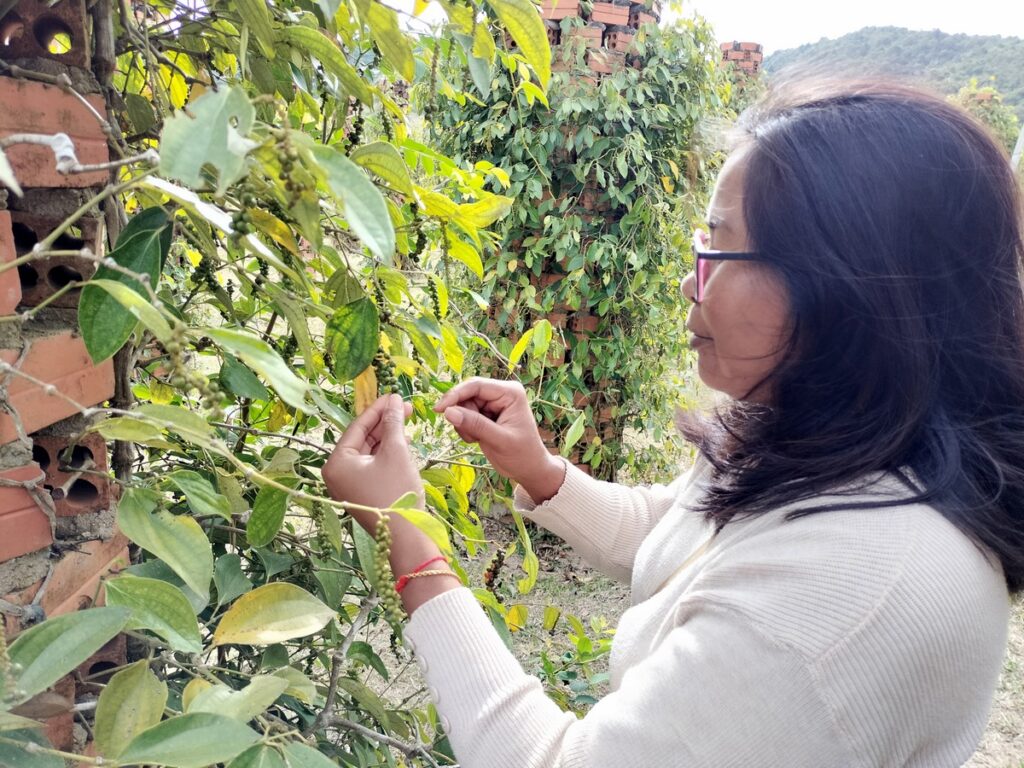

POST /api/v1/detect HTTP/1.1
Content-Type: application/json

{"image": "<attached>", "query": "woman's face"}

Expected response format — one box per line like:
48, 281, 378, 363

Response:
681, 147, 791, 401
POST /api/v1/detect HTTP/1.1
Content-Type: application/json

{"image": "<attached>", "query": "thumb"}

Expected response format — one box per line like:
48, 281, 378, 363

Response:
445, 405, 503, 446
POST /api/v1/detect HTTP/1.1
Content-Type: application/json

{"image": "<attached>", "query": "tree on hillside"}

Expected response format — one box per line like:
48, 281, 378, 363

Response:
949, 79, 1021, 154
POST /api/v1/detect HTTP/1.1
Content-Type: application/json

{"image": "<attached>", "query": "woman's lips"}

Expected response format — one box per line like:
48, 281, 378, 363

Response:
688, 332, 712, 350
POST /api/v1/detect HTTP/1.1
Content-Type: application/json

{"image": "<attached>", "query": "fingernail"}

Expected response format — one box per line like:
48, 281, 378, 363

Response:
445, 407, 463, 426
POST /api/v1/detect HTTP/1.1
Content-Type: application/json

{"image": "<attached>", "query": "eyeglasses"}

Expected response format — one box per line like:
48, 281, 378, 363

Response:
691, 228, 762, 303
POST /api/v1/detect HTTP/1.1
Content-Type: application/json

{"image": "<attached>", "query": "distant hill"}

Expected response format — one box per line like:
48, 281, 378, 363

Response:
763, 27, 1024, 120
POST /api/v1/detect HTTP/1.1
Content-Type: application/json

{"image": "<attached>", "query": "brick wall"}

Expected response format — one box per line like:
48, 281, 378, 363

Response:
0, 0, 126, 751
719, 40, 764, 75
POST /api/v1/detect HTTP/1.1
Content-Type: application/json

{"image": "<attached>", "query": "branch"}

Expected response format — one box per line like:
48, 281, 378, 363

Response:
308, 596, 379, 736
323, 714, 442, 767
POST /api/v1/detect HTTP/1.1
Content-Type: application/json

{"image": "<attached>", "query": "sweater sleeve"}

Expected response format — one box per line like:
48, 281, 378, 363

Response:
403, 588, 852, 768
513, 457, 704, 582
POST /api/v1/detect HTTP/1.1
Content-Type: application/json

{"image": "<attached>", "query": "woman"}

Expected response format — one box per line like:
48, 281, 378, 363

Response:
323, 80, 1024, 767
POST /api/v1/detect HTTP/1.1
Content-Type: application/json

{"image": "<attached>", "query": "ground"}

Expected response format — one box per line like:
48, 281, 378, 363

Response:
366, 514, 1024, 765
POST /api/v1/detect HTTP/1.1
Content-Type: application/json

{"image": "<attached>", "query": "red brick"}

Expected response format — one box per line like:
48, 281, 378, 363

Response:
0, 211, 20, 315
0, 0, 91, 68
570, 312, 600, 333
605, 27, 635, 53
587, 49, 625, 75
41, 675, 76, 752
0, 79, 108, 188
0, 463, 52, 562
76, 633, 126, 693
32, 432, 111, 517
10, 212, 101, 307
591, 2, 629, 26
540, 0, 579, 20
3, 533, 129, 634
0, 330, 115, 443
567, 22, 604, 49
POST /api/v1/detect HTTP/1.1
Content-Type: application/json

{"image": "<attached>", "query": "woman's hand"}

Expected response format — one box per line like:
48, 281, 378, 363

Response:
434, 377, 566, 504
323, 394, 424, 526
322, 394, 460, 614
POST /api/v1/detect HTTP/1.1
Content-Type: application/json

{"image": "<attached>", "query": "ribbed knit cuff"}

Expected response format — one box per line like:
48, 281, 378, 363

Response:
513, 458, 634, 571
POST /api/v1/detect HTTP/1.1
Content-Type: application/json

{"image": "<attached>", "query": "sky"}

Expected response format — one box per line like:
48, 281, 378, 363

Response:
676, 0, 1024, 55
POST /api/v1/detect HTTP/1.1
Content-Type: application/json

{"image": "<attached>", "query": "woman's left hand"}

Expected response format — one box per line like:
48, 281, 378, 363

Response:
323, 394, 424, 529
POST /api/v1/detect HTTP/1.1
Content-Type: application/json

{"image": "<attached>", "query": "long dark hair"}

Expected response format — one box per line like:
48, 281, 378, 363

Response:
683, 79, 1024, 592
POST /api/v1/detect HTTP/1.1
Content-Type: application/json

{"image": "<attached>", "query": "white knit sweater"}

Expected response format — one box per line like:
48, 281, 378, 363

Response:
404, 458, 1011, 767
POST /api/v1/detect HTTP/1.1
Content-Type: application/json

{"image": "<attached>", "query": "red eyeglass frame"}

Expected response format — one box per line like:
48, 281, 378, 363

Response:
691, 228, 762, 303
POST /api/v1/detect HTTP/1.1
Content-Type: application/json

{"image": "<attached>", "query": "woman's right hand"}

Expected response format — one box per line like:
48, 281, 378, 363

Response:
433, 377, 567, 504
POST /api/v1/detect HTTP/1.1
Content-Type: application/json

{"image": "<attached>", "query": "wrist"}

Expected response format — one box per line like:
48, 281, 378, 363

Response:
517, 454, 567, 505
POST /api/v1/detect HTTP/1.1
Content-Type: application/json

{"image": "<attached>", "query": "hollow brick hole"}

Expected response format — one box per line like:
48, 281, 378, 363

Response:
33, 16, 73, 55
59, 444, 94, 470
65, 479, 99, 506
0, 14, 24, 47
48, 263, 84, 288
32, 443, 51, 471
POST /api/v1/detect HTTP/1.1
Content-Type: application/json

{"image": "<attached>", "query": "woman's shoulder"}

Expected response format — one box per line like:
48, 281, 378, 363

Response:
685, 478, 1010, 660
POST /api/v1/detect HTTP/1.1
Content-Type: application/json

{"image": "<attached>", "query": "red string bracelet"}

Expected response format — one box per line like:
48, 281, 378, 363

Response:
395, 555, 450, 594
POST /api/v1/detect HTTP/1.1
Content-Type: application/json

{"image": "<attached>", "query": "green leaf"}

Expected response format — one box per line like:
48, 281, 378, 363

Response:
277, 27, 372, 105
118, 713, 260, 768
230, 745, 287, 768
167, 469, 231, 522
270, 667, 316, 704
247, 483, 294, 548
350, 142, 414, 195
326, 297, 379, 383
138, 404, 216, 442
79, 208, 171, 362
93, 417, 166, 443
117, 487, 214, 599
281, 742, 339, 768
352, 522, 378, 587
484, 0, 550, 88
215, 553, 253, 605
562, 412, 586, 456
188, 676, 289, 723
311, 144, 395, 260
220, 356, 270, 400
214, 583, 336, 646
203, 327, 311, 413
125, 559, 208, 614
8, 607, 130, 702
159, 86, 257, 196
94, 660, 168, 759
83, 279, 173, 345
355, 0, 414, 80
347, 640, 389, 680
125, 92, 156, 135
104, 574, 203, 654
0, 145, 23, 198
237, 0, 276, 59
0, 729, 61, 768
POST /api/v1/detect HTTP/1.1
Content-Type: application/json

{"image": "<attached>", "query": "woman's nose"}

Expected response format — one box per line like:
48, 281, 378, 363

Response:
681, 270, 697, 304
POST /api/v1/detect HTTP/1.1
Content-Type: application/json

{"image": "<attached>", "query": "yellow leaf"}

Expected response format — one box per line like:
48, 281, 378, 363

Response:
354, 366, 378, 415
485, 0, 551, 88
213, 583, 336, 646
149, 380, 174, 404
391, 507, 452, 553
505, 603, 528, 632
667, 159, 680, 179
413, 0, 431, 14
248, 209, 301, 256
267, 400, 291, 431
182, 678, 212, 712
661, 175, 674, 194
455, 195, 514, 228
